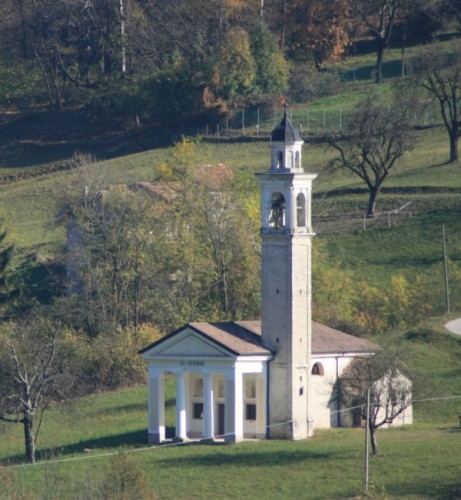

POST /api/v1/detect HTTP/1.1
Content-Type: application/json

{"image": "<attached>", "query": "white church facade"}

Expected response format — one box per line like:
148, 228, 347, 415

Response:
139, 110, 412, 444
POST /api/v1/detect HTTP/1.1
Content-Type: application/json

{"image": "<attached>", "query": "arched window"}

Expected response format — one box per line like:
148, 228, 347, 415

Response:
296, 193, 306, 227
295, 151, 300, 169
277, 151, 284, 169
270, 193, 285, 228
311, 362, 324, 376
289, 151, 294, 169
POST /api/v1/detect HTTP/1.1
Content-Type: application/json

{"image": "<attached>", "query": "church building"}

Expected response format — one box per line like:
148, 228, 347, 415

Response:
139, 110, 411, 444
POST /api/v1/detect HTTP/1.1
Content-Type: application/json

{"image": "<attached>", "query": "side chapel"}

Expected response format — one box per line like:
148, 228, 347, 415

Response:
139, 110, 411, 444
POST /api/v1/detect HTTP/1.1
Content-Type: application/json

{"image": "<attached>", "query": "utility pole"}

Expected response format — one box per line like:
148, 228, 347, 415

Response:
442, 224, 450, 314
364, 388, 370, 493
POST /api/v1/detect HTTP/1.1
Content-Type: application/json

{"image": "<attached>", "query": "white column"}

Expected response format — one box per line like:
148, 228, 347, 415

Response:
259, 367, 268, 439
224, 368, 243, 443
203, 372, 214, 440
289, 186, 295, 229
175, 372, 187, 440
148, 367, 165, 444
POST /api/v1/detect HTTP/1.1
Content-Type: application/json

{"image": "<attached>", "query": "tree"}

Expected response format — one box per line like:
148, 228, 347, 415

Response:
352, 0, 407, 83
338, 348, 413, 455
64, 186, 165, 335
219, 27, 256, 103
150, 138, 261, 327
328, 92, 414, 216
55, 153, 168, 335
296, 0, 352, 69
412, 43, 461, 162
250, 23, 289, 96
0, 222, 13, 304
0, 315, 74, 463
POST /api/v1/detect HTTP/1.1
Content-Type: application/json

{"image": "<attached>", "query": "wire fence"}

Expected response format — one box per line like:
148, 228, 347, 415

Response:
194, 103, 441, 139
313, 203, 414, 234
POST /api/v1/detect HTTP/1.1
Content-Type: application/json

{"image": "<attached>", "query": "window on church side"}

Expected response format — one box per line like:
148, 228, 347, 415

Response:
295, 151, 300, 169
270, 193, 285, 228
246, 403, 257, 421
297, 193, 306, 227
193, 402, 204, 419
311, 363, 324, 376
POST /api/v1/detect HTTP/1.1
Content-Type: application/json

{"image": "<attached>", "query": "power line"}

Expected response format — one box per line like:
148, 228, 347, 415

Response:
5, 394, 461, 469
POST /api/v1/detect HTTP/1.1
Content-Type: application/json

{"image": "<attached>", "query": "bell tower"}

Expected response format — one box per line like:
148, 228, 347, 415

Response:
257, 107, 317, 439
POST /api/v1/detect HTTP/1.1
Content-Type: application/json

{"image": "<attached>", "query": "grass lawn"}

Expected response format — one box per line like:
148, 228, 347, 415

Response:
1, 381, 460, 499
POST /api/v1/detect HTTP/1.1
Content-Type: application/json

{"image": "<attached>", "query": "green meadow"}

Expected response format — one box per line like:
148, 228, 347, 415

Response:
1, 368, 460, 499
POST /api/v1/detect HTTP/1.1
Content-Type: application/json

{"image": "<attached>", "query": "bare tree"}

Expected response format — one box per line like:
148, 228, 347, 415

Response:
338, 350, 413, 455
328, 92, 414, 217
411, 43, 461, 162
0, 315, 74, 463
352, 0, 407, 83
0, 222, 14, 306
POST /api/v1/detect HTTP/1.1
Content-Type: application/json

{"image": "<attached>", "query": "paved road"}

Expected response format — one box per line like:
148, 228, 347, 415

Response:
445, 318, 461, 335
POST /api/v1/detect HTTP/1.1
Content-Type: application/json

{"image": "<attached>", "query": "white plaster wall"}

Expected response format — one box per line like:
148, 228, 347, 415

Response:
309, 356, 413, 430
309, 355, 372, 429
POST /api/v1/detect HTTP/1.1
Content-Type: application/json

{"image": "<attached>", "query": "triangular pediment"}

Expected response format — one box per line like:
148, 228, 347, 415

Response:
141, 327, 233, 359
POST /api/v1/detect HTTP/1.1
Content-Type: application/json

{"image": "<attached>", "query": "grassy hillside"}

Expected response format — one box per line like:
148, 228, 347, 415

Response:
1, 39, 461, 498
1, 367, 460, 498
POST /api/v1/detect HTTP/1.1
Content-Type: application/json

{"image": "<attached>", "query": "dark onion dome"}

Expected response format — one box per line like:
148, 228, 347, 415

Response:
271, 108, 302, 143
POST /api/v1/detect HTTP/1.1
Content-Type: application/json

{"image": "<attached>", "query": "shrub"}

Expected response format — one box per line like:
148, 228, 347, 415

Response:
288, 64, 341, 103
100, 452, 155, 500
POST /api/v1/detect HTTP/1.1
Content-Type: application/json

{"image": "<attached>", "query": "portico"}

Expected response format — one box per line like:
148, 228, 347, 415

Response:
140, 322, 272, 444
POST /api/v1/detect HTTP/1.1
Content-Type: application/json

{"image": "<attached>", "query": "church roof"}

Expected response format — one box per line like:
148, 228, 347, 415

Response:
310, 322, 377, 354
271, 109, 303, 143
188, 321, 271, 355
139, 320, 377, 357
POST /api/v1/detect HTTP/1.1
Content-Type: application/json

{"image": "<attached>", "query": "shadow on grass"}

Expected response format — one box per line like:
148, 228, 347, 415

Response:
393, 477, 461, 499
2, 429, 149, 466
89, 402, 148, 416
155, 446, 334, 468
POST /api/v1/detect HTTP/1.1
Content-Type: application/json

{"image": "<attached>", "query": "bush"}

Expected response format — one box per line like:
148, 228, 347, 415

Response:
288, 64, 341, 103
71, 324, 162, 393
100, 452, 155, 500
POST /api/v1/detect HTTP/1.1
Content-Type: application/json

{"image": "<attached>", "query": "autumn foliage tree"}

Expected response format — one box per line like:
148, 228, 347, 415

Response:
296, 0, 352, 69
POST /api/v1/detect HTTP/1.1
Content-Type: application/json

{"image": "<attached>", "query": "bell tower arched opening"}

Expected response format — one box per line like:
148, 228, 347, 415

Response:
276, 151, 284, 169
270, 193, 285, 228
296, 193, 306, 228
